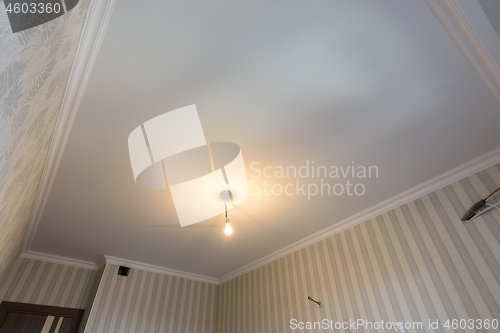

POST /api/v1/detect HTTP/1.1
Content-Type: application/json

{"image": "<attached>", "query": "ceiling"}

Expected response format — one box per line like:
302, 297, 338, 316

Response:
28, 0, 500, 280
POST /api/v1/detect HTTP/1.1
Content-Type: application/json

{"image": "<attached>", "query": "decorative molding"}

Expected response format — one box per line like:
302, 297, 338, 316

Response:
103, 255, 219, 285
425, 0, 500, 104
21, 0, 118, 254
20, 250, 97, 270
218, 147, 500, 283
18, 252, 220, 285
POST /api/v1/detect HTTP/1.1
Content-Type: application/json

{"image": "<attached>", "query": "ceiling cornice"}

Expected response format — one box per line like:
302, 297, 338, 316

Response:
19, 252, 219, 285
102, 255, 219, 285
425, 0, 500, 105
21, 250, 97, 270
21, 0, 118, 254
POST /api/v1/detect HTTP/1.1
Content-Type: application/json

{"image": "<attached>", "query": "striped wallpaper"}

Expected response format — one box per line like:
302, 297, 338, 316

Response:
81, 264, 218, 333
0, 257, 96, 309
217, 164, 500, 333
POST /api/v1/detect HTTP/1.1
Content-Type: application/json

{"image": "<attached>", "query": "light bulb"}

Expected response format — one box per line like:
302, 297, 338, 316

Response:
224, 222, 233, 235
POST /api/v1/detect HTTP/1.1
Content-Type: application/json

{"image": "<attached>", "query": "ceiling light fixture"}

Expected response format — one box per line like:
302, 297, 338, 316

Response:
224, 203, 232, 236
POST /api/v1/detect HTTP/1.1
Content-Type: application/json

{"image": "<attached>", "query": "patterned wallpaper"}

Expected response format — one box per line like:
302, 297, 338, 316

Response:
0, 257, 96, 309
0, 0, 90, 286
217, 164, 500, 333
79, 264, 219, 333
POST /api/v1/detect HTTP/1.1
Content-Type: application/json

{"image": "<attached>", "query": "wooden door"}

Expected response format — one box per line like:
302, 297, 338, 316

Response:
0, 302, 84, 333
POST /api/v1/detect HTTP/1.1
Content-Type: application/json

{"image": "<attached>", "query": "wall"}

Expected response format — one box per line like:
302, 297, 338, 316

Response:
217, 164, 500, 333
0, 0, 90, 286
0, 257, 96, 309
80, 264, 219, 333
78, 265, 105, 333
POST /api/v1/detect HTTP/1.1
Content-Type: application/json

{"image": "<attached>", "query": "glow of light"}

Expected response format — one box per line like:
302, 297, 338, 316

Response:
224, 222, 233, 235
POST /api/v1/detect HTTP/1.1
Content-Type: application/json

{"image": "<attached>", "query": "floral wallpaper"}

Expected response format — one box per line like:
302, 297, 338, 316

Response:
0, 0, 90, 286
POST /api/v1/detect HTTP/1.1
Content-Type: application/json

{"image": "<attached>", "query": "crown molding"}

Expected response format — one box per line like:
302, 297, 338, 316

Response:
103, 255, 219, 285
20, 250, 97, 270
425, 0, 500, 104
218, 147, 500, 284
18, 252, 219, 284
21, 0, 118, 254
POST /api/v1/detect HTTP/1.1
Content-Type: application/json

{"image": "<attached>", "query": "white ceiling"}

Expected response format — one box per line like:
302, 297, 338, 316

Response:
30, 0, 500, 279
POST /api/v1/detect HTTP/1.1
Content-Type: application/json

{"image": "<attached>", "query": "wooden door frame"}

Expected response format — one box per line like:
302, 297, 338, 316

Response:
0, 302, 84, 333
